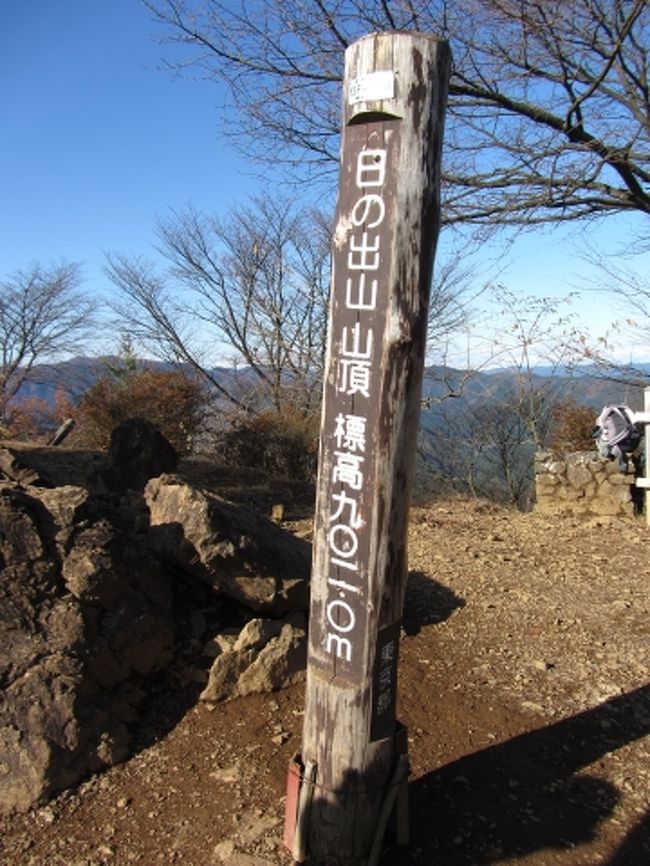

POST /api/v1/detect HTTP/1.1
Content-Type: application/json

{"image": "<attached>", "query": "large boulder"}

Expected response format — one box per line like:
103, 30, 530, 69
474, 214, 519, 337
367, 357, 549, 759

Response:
87, 417, 179, 493
145, 475, 311, 615
0, 478, 173, 815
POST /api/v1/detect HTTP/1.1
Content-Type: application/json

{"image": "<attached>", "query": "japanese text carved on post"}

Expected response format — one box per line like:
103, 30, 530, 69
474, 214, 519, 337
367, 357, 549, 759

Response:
292, 31, 451, 866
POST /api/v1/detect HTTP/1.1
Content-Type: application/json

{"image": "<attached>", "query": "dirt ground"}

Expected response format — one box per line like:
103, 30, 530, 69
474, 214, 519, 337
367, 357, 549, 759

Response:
1, 452, 649, 866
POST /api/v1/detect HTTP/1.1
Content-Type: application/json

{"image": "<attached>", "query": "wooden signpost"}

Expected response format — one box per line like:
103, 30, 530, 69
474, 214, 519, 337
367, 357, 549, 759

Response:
284, 31, 451, 866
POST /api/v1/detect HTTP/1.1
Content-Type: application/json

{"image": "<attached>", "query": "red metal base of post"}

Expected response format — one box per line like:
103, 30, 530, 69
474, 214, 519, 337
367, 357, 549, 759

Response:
284, 724, 409, 865
284, 753, 317, 863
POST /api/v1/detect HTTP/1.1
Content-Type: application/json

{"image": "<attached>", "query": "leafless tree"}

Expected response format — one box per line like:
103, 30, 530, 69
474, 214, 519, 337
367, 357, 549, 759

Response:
483, 287, 582, 446
419, 385, 538, 507
471, 396, 538, 507
108, 195, 483, 422
0, 261, 94, 430
571, 243, 650, 384
106, 195, 331, 415
145, 0, 649, 227
419, 287, 582, 505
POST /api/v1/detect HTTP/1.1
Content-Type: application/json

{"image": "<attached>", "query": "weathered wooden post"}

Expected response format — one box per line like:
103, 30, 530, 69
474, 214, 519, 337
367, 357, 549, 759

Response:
47, 417, 75, 446
283, 31, 450, 866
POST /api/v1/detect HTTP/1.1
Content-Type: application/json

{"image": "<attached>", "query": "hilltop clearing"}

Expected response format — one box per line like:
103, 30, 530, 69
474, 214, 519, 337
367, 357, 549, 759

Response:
0, 451, 648, 866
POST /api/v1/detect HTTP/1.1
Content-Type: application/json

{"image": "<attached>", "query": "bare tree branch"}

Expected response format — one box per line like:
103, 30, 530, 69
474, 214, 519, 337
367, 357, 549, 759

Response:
106, 195, 331, 415
144, 0, 650, 226
0, 261, 94, 428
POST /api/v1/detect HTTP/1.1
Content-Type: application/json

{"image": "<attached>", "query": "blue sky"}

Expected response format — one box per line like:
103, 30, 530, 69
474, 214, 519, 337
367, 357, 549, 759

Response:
1, 1, 648, 365
1, 0, 256, 297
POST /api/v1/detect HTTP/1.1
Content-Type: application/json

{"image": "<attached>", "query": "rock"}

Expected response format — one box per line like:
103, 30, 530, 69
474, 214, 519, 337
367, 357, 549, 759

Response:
0, 436, 309, 815
0, 446, 53, 487
210, 764, 241, 783
190, 610, 207, 639
234, 619, 284, 652
87, 418, 178, 493
145, 475, 311, 614
202, 631, 238, 658
215, 851, 275, 866
0, 480, 174, 815
566, 462, 593, 488
235, 810, 281, 844
200, 613, 307, 703
213, 839, 236, 861
535, 449, 636, 517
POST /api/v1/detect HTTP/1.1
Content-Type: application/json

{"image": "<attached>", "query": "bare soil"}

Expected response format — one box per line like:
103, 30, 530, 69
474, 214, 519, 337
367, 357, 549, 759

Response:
1, 450, 649, 866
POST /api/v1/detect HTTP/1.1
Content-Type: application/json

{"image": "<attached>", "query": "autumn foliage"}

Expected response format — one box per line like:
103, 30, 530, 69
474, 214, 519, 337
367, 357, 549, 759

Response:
73, 369, 206, 454
1, 386, 76, 443
216, 408, 319, 480
546, 399, 597, 453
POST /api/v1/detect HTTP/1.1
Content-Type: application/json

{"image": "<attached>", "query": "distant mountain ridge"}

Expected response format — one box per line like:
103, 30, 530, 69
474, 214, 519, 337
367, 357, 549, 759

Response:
15, 356, 648, 417
14, 356, 255, 406
485, 361, 650, 380
421, 363, 646, 413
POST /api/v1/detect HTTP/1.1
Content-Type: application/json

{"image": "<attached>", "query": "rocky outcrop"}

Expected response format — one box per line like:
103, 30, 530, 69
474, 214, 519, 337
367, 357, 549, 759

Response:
535, 450, 636, 517
145, 475, 311, 615
200, 613, 307, 704
0, 434, 313, 815
0, 475, 173, 815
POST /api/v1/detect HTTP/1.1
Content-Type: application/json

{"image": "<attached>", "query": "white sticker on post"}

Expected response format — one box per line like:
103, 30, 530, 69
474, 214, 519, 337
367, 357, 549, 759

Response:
348, 71, 395, 105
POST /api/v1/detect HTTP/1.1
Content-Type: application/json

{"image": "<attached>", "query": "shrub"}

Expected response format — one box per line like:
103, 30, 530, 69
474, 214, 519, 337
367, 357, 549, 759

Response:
1, 396, 55, 442
73, 369, 206, 455
546, 399, 597, 453
1, 386, 76, 443
215, 408, 319, 480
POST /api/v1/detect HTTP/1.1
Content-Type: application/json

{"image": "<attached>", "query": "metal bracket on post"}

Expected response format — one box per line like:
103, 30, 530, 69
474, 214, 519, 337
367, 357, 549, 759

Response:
367, 724, 410, 866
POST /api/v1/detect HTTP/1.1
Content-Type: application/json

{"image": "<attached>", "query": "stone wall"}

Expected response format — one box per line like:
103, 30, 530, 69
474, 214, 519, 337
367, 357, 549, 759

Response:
534, 451, 637, 517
